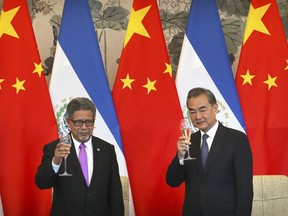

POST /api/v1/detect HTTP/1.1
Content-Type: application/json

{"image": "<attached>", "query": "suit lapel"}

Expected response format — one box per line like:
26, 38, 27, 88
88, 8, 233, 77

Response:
204, 123, 226, 174
68, 136, 101, 187
65, 137, 89, 187
89, 136, 100, 187
189, 131, 203, 176
67, 139, 84, 177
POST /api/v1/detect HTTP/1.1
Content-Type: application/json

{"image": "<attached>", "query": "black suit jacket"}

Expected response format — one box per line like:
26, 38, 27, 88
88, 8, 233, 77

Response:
35, 135, 124, 216
166, 123, 253, 216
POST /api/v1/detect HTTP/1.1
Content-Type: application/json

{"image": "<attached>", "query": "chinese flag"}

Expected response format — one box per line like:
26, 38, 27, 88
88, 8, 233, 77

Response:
0, 0, 58, 215
112, 0, 184, 215
236, 0, 288, 175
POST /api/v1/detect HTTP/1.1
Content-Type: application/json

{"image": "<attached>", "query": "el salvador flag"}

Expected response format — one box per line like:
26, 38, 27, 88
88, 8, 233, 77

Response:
176, 0, 245, 132
49, 0, 133, 213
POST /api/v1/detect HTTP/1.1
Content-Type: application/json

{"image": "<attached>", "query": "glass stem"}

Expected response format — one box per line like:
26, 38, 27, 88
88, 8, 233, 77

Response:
64, 158, 67, 173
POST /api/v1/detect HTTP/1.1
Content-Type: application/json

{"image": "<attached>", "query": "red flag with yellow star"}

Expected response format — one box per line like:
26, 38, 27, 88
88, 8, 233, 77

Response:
236, 0, 288, 175
0, 0, 58, 215
112, 0, 184, 215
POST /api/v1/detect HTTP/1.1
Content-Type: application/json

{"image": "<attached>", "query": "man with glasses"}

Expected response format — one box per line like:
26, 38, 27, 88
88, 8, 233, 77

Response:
35, 97, 124, 216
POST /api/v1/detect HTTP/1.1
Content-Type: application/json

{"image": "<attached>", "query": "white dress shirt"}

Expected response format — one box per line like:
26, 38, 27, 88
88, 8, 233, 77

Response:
179, 121, 219, 165
200, 120, 219, 151
52, 135, 94, 184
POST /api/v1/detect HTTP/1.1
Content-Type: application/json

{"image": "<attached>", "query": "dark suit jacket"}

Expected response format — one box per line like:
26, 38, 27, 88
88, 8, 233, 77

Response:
35, 135, 124, 216
166, 123, 253, 216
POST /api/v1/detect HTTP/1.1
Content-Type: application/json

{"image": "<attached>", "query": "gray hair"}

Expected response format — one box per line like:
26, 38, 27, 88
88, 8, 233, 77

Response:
186, 87, 217, 107
66, 97, 96, 119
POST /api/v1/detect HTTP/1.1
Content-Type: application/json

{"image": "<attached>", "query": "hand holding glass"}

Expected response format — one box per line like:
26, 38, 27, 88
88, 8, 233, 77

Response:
59, 134, 73, 176
180, 118, 196, 160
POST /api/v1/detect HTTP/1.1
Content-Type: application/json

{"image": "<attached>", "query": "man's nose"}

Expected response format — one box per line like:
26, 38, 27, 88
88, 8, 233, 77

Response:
195, 111, 202, 119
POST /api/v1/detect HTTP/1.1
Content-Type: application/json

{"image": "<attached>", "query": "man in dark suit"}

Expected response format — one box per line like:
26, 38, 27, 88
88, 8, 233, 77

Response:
166, 88, 253, 216
35, 97, 124, 216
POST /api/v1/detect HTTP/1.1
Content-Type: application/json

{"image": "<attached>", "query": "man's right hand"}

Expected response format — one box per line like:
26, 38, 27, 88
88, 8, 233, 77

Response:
177, 136, 191, 160
53, 142, 71, 165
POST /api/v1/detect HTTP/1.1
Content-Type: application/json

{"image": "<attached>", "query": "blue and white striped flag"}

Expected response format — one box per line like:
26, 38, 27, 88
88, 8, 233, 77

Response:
176, 0, 245, 132
49, 0, 133, 214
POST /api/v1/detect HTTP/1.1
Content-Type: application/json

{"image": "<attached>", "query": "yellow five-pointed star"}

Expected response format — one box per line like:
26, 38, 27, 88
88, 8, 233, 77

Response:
120, 74, 135, 89
124, 5, 151, 47
0, 79, 4, 89
143, 78, 156, 94
12, 77, 26, 94
33, 62, 44, 77
0, 6, 20, 38
243, 3, 271, 44
285, 59, 288, 70
240, 70, 255, 85
163, 63, 172, 77
263, 74, 277, 90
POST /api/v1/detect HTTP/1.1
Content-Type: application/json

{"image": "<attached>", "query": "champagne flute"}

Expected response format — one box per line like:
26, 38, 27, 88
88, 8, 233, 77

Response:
180, 118, 196, 160
59, 134, 73, 176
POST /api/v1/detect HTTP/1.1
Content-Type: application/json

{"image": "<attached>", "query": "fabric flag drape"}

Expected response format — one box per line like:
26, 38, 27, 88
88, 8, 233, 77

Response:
236, 0, 288, 175
0, 195, 3, 216
112, 0, 184, 215
0, 0, 58, 215
176, 0, 245, 132
49, 0, 133, 214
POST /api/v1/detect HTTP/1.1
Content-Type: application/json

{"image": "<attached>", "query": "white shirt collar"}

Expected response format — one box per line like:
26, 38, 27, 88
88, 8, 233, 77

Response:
70, 134, 93, 184
201, 120, 219, 140
70, 134, 93, 153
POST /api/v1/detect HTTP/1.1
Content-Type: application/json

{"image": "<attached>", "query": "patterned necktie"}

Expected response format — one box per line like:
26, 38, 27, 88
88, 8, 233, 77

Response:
79, 143, 89, 186
201, 134, 209, 168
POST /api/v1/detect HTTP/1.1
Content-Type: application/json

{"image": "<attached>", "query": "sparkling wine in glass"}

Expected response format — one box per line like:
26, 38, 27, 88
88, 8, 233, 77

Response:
59, 134, 72, 176
180, 118, 196, 160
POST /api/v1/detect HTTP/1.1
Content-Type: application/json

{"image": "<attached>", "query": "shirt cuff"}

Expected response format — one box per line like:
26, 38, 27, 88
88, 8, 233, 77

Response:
52, 157, 61, 173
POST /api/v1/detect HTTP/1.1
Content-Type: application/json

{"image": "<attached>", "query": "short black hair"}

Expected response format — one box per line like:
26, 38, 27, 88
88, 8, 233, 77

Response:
186, 87, 217, 107
66, 97, 96, 119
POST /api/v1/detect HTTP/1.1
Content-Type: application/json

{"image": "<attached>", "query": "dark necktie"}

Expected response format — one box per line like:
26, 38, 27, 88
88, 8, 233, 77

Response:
201, 134, 209, 168
79, 143, 89, 186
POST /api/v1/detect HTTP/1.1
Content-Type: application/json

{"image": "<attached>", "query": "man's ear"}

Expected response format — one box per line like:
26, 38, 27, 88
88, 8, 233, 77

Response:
214, 103, 218, 113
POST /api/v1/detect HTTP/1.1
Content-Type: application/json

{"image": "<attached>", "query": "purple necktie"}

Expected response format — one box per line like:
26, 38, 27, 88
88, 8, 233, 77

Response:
79, 143, 89, 186
201, 134, 209, 168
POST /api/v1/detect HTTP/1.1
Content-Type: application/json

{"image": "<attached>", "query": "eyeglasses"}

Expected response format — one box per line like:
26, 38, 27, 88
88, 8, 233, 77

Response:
70, 119, 94, 127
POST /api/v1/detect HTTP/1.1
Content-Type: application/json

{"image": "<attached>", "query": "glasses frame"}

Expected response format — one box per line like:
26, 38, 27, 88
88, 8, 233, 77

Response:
70, 119, 95, 127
